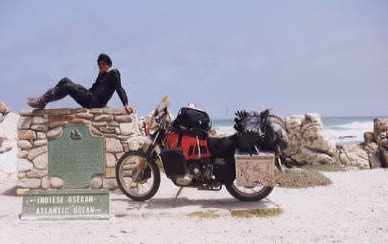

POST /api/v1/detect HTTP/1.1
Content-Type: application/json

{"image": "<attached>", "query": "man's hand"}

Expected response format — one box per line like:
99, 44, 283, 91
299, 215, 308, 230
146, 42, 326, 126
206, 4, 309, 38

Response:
124, 105, 134, 114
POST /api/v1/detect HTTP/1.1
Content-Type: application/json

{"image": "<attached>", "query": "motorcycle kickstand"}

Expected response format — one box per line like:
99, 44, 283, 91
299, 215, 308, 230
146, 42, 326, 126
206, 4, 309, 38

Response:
175, 187, 184, 201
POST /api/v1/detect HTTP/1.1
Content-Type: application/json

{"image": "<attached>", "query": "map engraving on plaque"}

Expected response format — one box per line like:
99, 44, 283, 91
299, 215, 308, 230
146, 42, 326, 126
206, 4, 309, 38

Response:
48, 124, 105, 188
21, 190, 110, 220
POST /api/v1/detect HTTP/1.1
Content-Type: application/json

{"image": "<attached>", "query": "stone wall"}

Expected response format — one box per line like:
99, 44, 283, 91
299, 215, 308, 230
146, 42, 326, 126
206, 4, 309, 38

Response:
16, 108, 141, 195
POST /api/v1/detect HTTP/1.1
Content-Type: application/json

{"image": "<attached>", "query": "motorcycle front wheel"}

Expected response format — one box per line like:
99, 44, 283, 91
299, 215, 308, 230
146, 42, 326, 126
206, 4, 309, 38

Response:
225, 181, 274, 202
116, 150, 161, 201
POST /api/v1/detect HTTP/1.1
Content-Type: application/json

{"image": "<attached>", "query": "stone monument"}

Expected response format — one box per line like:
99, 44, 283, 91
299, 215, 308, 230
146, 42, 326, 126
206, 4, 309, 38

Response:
17, 108, 141, 220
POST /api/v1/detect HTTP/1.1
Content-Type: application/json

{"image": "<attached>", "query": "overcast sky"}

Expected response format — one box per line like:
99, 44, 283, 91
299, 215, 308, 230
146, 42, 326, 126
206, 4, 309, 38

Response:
0, 0, 387, 118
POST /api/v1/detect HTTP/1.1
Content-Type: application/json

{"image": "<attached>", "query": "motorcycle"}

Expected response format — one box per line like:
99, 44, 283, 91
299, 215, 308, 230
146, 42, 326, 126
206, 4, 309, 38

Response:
115, 97, 288, 202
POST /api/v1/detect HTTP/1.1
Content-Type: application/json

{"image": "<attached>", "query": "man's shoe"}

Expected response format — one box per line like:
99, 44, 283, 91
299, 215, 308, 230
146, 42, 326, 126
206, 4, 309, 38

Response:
27, 97, 46, 109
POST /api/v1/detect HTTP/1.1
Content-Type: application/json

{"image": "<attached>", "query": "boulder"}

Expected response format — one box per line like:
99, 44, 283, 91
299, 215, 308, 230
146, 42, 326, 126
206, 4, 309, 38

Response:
284, 113, 336, 165
372, 118, 388, 167
336, 144, 371, 169
0, 102, 9, 114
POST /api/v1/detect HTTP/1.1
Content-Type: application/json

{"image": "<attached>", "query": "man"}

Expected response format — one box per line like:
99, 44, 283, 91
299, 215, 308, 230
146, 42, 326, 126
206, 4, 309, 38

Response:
27, 53, 133, 114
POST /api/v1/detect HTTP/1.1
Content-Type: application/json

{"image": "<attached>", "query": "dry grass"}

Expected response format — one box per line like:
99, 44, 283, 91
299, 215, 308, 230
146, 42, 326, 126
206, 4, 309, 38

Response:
302, 163, 346, 172
230, 208, 282, 218
188, 210, 220, 219
276, 168, 332, 188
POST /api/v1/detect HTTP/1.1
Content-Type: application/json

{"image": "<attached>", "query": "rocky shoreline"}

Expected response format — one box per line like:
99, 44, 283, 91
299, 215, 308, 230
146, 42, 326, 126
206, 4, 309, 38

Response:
283, 113, 388, 169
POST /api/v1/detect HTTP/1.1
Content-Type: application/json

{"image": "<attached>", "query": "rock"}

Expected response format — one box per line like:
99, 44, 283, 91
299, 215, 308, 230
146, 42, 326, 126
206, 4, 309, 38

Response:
26, 168, 48, 178
36, 132, 46, 139
18, 130, 36, 140
120, 123, 136, 136
76, 112, 94, 120
33, 139, 48, 147
17, 159, 34, 172
284, 113, 336, 165
364, 132, 375, 144
33, 153, 48, 169
48, 121, 67, 129
90, 176, 103, 189
94, 114, 113, 122
17, 150, 28, 159
102, 178, 117, 190
105, 168, 115, 178
31, 124, 48, 132
0, 102, 9, 114
50, 177, 64, 188
41, 176, 50, 189
47, 127, 63, 139
17, 116, 33, 129
106, 153, 117, 167
114, 115, 132, 123
27, 146, 47, 161
106, 138, 123, 153
17, 140, 33, 150
336, 144, 371, 169
374, 118, 388, 136
16, 188, 30, 196
18, 178, 41, 189
32, 116, 48, 124
17, 172, 26, 179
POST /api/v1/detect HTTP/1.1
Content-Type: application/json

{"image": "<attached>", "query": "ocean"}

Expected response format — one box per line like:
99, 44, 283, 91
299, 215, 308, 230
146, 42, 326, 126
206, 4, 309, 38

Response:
213, 116, 387, 144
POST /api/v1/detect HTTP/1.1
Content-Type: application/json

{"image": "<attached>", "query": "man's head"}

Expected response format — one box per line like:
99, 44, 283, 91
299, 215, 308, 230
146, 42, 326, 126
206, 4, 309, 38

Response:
97, 53, 112, 73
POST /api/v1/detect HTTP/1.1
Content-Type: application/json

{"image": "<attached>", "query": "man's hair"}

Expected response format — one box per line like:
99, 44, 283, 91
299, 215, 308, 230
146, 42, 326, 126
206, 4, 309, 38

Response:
97, 53, 112, 67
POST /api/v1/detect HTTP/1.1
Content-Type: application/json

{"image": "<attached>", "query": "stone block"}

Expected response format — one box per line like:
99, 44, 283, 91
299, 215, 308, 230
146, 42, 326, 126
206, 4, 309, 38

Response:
90, 176, 103, 189
18, 178, 41, 188
16, 188, 30, 196
105, 167, 116, 178
17, 159, 33, 172
17, 140, 33, 150
17, 116, 32, 129
106, 138, 123, 153
114, 115, 132, 123
28, 146, 47, 161
16, 150, 28, 159
94, 114, 113, 122
47, 127, 63, 139
33, 139, 48, 147
106, 153, 117, 167
32, 153, 48, 169
26, 168, 48, 178
18, 130, 36, 140
102, 178, 117, 190
50, 177, 64, 189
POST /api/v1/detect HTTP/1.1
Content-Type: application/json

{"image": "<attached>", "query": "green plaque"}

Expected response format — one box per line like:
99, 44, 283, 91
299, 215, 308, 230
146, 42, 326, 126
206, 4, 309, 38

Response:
21, 190, 110, 220
48, 124, 105, 188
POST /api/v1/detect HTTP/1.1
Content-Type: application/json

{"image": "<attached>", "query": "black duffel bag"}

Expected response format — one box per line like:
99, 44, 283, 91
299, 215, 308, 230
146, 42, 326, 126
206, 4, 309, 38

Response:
173, 107, 211, 131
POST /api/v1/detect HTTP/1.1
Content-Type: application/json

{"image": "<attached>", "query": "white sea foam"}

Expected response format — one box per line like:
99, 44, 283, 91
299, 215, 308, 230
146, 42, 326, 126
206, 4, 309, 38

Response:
323, 121, 373, 144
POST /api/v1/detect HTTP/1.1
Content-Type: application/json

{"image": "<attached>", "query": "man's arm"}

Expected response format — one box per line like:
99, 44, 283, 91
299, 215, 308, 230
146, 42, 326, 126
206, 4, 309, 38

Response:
110, 69, 128, 106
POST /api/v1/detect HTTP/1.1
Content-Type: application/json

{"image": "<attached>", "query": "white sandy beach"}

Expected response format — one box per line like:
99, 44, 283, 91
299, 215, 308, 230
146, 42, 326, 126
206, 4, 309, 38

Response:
0, 169, 387, 244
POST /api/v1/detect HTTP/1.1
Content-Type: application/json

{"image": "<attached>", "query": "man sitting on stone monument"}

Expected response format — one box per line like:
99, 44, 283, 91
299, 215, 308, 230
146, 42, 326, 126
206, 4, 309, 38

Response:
27, 53, 133, 114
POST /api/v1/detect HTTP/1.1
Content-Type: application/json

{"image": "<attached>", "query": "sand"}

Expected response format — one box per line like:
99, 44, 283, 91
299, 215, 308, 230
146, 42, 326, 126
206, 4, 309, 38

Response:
0, 169, 387, 244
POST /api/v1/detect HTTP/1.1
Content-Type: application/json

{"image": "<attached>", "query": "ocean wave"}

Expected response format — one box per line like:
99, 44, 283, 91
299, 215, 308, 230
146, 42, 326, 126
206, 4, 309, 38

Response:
323, 121, 373, 143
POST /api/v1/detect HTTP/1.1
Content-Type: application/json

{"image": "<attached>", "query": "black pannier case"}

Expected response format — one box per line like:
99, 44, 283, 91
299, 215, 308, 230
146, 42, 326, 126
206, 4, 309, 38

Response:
172, 107, 211, 131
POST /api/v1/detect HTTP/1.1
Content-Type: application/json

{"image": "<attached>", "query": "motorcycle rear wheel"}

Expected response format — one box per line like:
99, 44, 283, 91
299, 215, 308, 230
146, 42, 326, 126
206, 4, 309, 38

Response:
225, 181, 274, 202
116, 150, 161, 202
